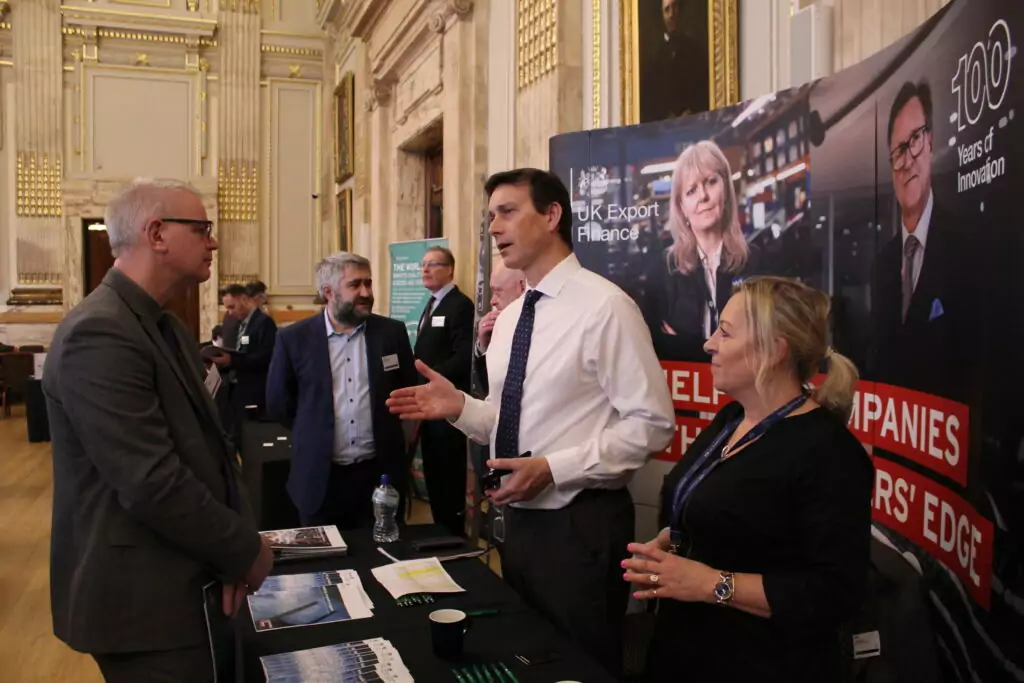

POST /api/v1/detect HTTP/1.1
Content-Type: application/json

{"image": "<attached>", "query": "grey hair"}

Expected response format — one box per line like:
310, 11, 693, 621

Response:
315, 251, 372, 296
104, 178, 203, 257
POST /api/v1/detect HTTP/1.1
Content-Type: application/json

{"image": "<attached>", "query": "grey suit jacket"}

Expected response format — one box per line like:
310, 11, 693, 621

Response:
43, 268, 262, 654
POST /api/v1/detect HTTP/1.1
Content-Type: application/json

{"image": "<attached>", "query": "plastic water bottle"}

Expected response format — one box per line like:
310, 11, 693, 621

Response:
372, 474, 400, 543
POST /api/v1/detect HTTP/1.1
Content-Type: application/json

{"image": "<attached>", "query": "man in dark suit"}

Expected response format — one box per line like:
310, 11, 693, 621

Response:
413, 246, 475, 536
869, 79, 977, 403
210, 283, 277, 416
266, 252, 418, 529
42, 179, 273, 682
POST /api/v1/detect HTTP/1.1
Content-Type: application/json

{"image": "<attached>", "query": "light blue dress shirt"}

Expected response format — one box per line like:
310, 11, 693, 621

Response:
324, 310, 375, 465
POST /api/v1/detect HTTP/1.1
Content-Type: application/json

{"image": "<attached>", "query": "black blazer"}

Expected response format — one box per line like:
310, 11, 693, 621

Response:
413, 286, 475, 391
42, 268, 260, 654
868, 203, 978, 403
266, 312, 418, 516
644, 251, 744, 362
230, 307, 277, 410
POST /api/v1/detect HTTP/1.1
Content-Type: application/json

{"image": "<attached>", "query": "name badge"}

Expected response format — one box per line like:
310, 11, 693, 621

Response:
382, 354, 399, 371
852, 631, 881, 659
240, 335, 250, 346
431, 316, 445, 327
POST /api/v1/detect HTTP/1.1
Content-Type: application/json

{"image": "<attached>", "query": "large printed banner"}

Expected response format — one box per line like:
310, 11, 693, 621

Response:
550, 0, 1022, 679
387, 238, 448, 346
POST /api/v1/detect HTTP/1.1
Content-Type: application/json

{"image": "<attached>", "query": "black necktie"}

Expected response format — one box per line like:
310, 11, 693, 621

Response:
493, 290, 543, 461
419, 296, 436, 334
158, 313, 241, 513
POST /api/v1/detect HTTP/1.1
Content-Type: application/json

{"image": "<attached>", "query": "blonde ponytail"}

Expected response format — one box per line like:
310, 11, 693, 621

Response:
737, 276, 860, 422
813, 348, 859, 422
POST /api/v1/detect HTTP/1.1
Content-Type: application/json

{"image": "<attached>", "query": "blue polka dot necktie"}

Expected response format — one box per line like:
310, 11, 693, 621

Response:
494, 289, 543, 461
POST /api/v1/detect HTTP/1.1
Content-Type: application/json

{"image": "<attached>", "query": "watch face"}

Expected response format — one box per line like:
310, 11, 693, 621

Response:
714, 583, 728, 599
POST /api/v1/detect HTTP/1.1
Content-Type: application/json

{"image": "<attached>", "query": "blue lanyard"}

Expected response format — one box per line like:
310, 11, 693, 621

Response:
669, 393, 809, 553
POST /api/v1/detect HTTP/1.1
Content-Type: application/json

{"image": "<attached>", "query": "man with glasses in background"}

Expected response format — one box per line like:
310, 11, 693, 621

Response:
413, 246, 475, 536
869, 78, 976, 404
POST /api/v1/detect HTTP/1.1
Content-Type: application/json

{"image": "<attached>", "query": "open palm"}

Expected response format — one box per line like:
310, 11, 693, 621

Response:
386, 359, 465, 421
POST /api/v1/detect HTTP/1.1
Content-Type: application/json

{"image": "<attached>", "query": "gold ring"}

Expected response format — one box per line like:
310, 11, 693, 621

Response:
650, 573, 660, 584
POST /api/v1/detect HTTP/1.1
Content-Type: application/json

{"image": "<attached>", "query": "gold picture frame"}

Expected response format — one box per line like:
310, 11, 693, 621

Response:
334, 72, 355, 183
337, 187, 353, 253
620, 0, 740, 125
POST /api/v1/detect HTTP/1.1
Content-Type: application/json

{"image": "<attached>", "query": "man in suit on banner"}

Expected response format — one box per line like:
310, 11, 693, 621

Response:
43, 178, 273, 682
870, 79, 977, 403
413, 246, 476, 536
266, 252, 418, 530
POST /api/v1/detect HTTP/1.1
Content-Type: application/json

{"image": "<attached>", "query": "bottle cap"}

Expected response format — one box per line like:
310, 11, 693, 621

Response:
380, 474, 390, 485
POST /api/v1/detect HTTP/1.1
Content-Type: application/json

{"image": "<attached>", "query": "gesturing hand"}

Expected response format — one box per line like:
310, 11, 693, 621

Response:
386, 360, 466, 421
485, 457, 554, 505
621, 544, 718, 603
477, 309, 500, 351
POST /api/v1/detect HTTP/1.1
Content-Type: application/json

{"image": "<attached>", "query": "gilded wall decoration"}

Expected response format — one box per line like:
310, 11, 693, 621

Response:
217, 162, 258, 222
517, 0, 557, 89
16, 153, 62, 218
620, 0, 739, 124
334, 71, 354, 183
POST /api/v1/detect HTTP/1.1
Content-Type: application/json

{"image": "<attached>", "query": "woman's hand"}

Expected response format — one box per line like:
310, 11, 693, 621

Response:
622, 543, 719, 603
630, 527, 672, 558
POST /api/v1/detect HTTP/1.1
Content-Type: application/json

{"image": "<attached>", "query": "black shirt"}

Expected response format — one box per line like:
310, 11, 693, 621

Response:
647, 402, 874, 683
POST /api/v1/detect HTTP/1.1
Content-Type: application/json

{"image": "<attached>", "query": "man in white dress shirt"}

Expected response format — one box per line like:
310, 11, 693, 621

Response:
388, 168, 674, 676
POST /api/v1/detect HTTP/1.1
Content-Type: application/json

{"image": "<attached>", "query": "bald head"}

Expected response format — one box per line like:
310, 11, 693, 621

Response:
489, 261, 527, 310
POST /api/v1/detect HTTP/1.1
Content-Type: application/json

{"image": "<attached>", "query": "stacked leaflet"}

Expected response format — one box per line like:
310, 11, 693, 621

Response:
261, 638, 414, 683
259, 526, 348, 560
249, 570, 374, 632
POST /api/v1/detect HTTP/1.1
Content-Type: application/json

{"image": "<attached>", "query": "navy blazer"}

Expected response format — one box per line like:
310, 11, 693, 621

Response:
266, 311, 418, 516
868, 203, 979, 403
230, 307, 277, 410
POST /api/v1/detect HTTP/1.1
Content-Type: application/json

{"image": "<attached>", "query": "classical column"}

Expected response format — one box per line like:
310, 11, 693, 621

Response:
12, 0, 63, 294
216, 0, 261, 284
365, 79, 392, 311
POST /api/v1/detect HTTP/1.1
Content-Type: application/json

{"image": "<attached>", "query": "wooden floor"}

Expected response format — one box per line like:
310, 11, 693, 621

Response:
0, 408, 104, 682
0, 409, 498, 682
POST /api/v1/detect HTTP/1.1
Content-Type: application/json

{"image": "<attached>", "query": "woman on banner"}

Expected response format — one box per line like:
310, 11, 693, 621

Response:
623, 277, 874, 683
645, 139, 751, 361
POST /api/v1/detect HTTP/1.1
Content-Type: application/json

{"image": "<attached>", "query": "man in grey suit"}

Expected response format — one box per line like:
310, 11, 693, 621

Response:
43, 178, 274, 682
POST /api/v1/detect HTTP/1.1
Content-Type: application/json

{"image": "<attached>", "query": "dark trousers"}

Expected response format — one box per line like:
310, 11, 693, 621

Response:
93, 644, 215, 683
500, 488, 634, 679
419, 419, 468, 536
299, 458, 383, 531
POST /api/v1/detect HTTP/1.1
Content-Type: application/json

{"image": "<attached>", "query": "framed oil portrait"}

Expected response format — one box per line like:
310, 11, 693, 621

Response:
334, 72, 355, 183
621, 0, 740, 124
337, 187, 352, 252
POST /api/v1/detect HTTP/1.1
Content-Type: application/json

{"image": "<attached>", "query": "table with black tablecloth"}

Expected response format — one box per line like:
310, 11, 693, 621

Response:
238, 524, 616, 683
239, 419, 300, 531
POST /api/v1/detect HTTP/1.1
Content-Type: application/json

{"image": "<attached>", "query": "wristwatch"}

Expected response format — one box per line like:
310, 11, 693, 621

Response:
713, 571, 735, 605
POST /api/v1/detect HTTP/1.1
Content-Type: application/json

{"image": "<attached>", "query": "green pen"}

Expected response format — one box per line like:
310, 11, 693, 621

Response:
452, 668, 469, 683
499, 662, 520, 683
474, 664, 492, 683
465, 609, 499, 617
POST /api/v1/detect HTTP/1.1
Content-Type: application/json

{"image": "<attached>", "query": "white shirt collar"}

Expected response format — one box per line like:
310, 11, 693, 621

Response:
532, 253, 581, 299
901, 189, 934, 250
431, 282, 456, 304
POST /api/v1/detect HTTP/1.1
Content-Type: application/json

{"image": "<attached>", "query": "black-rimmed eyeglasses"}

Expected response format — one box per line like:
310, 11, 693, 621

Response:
161, 218, 215, 239
889, 124, 929, 171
